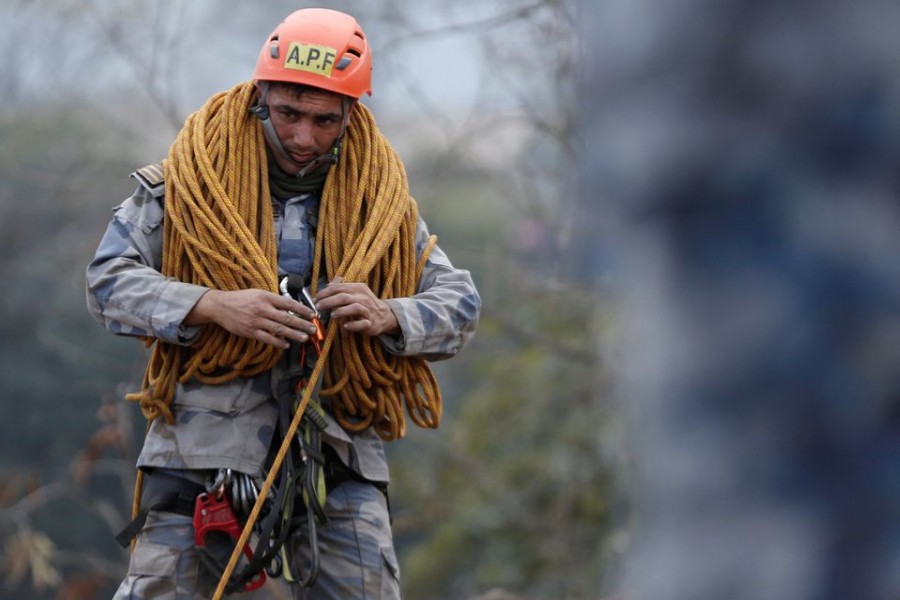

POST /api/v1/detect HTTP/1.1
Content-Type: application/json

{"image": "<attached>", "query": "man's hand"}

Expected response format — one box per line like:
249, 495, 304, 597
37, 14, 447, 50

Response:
314, 277, 400, 337
185, 288, 319, 349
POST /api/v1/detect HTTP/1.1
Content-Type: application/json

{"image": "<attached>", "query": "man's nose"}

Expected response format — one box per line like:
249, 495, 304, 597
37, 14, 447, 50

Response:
290, 121, 315, 148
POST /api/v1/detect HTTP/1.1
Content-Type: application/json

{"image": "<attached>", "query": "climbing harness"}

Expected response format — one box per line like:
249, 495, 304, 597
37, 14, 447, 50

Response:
213, 292, 337, 600
195, 321, 330, 593
203, 276, 331, 593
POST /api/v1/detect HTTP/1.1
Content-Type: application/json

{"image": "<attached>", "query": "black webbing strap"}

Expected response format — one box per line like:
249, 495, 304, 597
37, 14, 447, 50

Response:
115, 470, 205, 548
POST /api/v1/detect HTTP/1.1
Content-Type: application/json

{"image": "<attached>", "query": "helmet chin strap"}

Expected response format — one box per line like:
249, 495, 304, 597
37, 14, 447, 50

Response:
250, 83, 352, 178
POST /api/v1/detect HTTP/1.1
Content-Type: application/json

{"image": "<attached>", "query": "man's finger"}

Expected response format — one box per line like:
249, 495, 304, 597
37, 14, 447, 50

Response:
314, 277, 351, 302
276, 295, 311, 317
343, 318, 374, 333
257, 328, 290, 349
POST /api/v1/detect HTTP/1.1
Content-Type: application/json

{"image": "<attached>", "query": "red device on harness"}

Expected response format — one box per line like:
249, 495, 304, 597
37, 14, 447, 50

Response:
193, 492, 266, 592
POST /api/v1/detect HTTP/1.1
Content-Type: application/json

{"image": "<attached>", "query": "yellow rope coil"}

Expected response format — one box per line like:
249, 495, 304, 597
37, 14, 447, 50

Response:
125, 80, 441, 441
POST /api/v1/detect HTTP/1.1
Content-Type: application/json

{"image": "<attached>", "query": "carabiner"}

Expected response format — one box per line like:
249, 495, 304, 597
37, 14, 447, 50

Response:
208, 468, 232, 500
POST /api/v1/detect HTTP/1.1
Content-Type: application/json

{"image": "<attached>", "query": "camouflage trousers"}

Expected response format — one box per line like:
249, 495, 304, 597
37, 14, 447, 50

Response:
112, 480, 401, 599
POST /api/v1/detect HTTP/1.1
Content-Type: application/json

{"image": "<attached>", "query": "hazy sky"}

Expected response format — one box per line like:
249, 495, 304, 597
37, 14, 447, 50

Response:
2, 1, 503, 119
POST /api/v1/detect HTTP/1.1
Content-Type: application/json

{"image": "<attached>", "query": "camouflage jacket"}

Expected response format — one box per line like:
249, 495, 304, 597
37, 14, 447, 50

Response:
86, 164, 481, 483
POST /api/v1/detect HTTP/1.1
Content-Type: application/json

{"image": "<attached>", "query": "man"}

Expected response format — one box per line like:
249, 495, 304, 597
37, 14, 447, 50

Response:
86, 8, 480, 599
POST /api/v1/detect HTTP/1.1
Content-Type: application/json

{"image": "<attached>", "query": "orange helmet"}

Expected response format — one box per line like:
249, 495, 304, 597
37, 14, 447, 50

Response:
253, 8, 372, 99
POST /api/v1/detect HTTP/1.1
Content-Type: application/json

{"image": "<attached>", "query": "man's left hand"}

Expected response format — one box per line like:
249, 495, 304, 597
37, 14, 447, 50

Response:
314, 277, 400, 337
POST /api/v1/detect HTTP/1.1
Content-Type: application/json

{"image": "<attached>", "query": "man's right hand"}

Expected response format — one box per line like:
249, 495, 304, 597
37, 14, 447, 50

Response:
184, 288, 319, 349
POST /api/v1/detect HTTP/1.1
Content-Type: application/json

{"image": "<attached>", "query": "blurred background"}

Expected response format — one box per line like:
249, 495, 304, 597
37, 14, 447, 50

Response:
0, 1, 607, 599
6, 1, 900, 599
581, 1, 900, 599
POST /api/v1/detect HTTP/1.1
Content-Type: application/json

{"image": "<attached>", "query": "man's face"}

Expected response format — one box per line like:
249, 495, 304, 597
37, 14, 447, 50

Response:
265, 85, 345, 173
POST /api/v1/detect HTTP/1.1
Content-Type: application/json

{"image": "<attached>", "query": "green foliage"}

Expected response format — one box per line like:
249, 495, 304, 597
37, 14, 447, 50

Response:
0, 107, 146, 471
389, 146, 612, 598
0, 104, 151, 598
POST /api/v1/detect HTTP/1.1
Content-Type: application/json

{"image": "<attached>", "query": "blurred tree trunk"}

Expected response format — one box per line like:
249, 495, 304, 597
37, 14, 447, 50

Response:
581, 1, 900, 599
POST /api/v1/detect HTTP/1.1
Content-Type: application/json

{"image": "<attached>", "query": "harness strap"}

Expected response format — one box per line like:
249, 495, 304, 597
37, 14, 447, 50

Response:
115, 470, 205, 547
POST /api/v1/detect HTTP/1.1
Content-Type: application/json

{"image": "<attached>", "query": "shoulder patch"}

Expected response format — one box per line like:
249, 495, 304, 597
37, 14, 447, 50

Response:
130, 161, 166, 197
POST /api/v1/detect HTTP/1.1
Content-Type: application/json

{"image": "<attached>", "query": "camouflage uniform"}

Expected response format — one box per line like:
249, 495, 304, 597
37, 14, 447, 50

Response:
86, 165, 481, 599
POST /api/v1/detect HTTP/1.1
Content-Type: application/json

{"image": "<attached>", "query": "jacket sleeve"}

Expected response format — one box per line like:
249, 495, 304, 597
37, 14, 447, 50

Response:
379, 217, 481, 361
85, 181, 207, 345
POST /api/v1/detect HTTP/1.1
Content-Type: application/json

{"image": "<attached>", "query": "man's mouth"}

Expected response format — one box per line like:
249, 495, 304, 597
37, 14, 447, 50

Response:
289, 151, 316, 164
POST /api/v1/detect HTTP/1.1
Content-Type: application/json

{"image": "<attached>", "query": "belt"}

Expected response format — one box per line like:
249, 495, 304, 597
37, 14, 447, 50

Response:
117, 448, 386, 548
321, 445, 390, 525
322, 445, 385, 494
115, 469, 206, 547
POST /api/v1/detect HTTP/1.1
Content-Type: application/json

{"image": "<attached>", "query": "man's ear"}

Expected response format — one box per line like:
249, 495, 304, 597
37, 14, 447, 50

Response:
249, 82, 271, 121
342, 98, 357, 128
254, 81, 269, 102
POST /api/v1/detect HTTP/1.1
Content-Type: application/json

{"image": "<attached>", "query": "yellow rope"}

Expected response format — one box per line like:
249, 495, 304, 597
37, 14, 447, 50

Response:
125, 82, 280, 423
125, 80, 441, 440
315, 99, 442, 440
